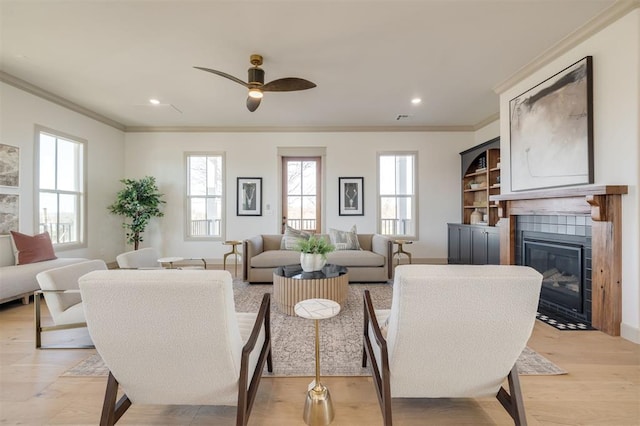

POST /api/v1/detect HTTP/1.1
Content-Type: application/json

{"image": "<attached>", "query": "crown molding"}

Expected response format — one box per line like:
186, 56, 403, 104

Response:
124, 125, 475, 133
493, 0, 640, 95
472, 113, 500, 131
0, 71, 126, 131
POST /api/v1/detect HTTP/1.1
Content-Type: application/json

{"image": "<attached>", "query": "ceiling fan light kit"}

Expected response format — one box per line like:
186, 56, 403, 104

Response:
195, 54, 316, 112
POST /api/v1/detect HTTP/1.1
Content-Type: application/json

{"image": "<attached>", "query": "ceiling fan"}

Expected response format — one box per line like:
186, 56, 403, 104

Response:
194, 54, 316, 112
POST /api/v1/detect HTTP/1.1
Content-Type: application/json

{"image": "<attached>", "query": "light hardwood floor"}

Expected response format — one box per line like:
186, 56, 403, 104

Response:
1, 298, 638, 425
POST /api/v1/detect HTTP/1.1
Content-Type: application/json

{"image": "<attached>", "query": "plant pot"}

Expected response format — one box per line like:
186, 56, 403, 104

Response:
300, 253, 326, 272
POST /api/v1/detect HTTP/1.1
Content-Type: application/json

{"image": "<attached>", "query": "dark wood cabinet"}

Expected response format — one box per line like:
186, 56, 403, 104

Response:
448, 137, 501, 265
448, 223, 499, 265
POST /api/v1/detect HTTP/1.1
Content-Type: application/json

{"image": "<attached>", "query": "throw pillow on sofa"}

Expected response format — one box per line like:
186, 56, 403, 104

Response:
10, 231, 57, 265
329, 225, 361, 250
281, 225, 311, 250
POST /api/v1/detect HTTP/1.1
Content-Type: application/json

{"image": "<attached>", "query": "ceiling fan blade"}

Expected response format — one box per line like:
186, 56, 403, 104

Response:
262, 78, 316, 92
194, 67, 248, 88
246, 96, 261, 112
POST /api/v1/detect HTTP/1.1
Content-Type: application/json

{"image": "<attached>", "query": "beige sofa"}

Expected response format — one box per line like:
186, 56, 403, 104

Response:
0, 235, 87, 305
242, 234, 392, 283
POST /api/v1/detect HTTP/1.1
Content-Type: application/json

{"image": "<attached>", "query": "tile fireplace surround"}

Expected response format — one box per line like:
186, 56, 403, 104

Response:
491, 185, 628, 336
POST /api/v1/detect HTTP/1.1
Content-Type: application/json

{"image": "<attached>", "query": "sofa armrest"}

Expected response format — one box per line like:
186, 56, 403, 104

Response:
372, 234, 393, 279
243, 236, 265, 280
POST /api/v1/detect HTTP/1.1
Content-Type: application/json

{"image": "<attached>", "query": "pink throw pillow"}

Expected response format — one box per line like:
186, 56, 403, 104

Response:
10, 231, 57, 265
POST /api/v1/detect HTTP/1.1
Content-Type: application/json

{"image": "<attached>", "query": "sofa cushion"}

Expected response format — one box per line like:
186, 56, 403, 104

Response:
326, 250, 385, 267
10, 231, 57, 265
329, 225, 361, 250
280, 225, 311, 250
251, 250, 301, 268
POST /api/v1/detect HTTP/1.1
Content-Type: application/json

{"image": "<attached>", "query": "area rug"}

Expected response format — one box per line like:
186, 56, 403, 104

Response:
62, 281, 566, 377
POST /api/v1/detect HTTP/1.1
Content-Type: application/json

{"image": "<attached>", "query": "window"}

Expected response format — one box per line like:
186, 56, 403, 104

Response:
36, 127, 86, 247
186, 153, 224, 239
282, 157, 321, 233
378, 152, 417, 238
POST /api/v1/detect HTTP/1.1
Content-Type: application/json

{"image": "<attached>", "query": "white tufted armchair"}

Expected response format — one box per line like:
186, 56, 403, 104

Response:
363, 264, 543, 425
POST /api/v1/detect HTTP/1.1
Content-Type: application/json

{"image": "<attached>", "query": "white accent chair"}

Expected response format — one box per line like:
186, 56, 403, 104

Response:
363, 264, 543, 426
115, 247, 161, 269
34, 259, 107, 349
79, 269, 272, 426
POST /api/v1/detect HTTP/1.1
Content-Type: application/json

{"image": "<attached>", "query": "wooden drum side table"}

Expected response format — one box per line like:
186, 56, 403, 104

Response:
273, 264, 349, 316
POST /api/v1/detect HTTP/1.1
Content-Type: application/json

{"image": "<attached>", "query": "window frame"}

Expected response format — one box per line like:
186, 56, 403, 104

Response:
184, 152, 226, 241
376, 151, 418, 239
34, 125, 87, 250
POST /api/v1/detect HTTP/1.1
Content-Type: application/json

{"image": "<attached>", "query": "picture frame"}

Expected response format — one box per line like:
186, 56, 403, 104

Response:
509, 56, 593, 192
339, 177, 364, 216
237, 177, 262, 216
0, 194, 19, 234
0, 144, 19, 188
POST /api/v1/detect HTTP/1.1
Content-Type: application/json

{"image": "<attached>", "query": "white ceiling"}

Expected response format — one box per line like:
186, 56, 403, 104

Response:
0, 0, 620, 130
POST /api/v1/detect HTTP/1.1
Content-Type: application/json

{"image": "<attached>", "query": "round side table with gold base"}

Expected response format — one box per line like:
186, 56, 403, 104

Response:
295, 298, 341, 426
222, 240, 242, 276
392, 239, 413, 266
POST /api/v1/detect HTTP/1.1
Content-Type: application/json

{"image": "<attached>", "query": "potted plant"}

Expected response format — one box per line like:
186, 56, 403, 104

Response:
108, 176, 165, 250
296, 235, 335, 272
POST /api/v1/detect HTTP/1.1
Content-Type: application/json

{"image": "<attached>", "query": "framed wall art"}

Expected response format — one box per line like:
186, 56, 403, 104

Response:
0, 194, 19, 234
0, 144, 19, 187
237, 177, 262, 216
339, 177, 364, 216
509, 56, 593, 192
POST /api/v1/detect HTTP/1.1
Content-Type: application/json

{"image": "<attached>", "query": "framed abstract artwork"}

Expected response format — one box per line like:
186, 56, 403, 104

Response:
0, 194, 19, 234
339, 177, 364, 216
237, 177, 262, 216
509, 56, 593, 191
0, 144, 19, 187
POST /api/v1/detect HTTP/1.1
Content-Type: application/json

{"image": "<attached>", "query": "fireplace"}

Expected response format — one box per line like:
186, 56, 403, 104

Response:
523, 235, 588, 323
490, 185, 627, 335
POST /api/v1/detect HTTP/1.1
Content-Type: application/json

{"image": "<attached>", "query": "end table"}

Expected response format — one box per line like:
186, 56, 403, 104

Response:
222, 240, 242, 276
295, 298, 341, 426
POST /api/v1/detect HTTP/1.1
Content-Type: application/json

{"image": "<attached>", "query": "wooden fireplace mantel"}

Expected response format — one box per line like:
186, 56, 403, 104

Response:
490, 184, 628, 336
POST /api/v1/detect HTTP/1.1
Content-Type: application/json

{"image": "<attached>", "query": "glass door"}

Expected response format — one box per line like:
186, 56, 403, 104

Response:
282, 157, 321, 233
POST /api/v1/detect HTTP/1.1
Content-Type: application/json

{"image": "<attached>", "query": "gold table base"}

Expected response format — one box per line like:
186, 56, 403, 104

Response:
303, 319, 335, 425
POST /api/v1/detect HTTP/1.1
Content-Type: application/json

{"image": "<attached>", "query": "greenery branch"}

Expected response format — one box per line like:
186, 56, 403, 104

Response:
296, 235, 335, 259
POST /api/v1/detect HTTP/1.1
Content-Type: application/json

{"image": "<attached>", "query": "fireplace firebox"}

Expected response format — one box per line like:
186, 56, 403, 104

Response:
516, 225, 592, 325
524, 239, 583, 313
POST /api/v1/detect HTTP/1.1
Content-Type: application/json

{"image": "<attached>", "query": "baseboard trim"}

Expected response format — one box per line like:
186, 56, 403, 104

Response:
620, 323, 640, 344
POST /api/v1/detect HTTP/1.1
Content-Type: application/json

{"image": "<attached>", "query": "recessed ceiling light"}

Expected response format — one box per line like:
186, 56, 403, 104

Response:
411, 98, 422, 105
149, 99, 160, 105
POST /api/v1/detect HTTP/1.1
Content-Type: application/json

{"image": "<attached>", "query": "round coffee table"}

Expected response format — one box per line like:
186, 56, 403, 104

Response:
273, 264, 349, 315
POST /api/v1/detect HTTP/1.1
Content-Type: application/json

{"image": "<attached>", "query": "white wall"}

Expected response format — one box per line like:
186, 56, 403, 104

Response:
473, 120, 500, 145
498, 10, 640, 343
0, 82, 126, 262
124, 131, 473, 262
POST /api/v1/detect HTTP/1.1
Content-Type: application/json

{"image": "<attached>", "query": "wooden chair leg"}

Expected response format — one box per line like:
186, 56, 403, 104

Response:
34, 291, 42, 349
100, 372, 132, 426
496, 364, 527, 426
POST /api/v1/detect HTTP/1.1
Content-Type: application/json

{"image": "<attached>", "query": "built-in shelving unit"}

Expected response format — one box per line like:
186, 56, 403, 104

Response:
461, 138, 501, 226
448, 137, 501, 266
